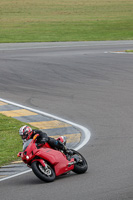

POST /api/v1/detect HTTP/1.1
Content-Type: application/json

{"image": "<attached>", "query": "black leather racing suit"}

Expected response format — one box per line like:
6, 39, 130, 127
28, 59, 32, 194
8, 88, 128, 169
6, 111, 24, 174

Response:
31, 130, 66, 151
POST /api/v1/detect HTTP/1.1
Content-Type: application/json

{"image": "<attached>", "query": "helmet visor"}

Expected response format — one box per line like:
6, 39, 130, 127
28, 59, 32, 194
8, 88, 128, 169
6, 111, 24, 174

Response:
21, 131, 29, 140
21, 135, 27, 140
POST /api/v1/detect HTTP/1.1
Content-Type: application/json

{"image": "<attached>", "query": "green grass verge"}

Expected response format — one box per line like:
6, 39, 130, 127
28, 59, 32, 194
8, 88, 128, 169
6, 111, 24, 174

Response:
0, 114, 36, 167
0, 0, 133, 43
125, 50, 133, 52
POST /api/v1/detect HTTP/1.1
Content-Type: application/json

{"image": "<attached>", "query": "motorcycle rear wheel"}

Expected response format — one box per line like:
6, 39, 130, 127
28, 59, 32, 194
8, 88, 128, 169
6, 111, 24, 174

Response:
71, 150, 88, 174
31, 161, 56, 182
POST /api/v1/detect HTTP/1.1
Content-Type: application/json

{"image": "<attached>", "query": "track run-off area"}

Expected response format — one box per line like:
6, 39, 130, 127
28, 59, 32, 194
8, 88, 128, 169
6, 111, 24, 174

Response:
0, 41, 133, 200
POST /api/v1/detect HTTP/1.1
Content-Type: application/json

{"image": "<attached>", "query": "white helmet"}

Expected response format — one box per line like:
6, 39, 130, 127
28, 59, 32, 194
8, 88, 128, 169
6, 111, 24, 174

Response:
19, 125, 32, 140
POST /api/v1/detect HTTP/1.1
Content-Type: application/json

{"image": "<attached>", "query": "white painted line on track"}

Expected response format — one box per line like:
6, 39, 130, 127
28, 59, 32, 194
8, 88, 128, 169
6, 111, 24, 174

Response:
0, 98, 91, 182
0, 170, 32, 182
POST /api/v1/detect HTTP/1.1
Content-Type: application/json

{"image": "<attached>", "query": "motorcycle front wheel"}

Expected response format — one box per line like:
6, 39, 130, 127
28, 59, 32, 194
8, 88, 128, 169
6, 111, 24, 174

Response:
71, 150, 88, 174
31, 161, 56, 182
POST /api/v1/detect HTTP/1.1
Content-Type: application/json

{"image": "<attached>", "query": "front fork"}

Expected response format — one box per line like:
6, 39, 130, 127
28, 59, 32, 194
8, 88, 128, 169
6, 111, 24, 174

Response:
31, 159, 52, 176
31, 159, 46, 168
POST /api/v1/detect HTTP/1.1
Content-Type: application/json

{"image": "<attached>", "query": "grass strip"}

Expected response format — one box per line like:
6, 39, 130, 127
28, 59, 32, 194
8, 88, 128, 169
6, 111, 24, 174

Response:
0, 0, 133, 42
125, 50, 133, 52
0, 114, 36, 167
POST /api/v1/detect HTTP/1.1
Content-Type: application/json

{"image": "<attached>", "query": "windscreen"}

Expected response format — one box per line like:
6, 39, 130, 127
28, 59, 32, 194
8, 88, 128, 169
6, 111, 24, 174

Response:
23, 139, 32, 151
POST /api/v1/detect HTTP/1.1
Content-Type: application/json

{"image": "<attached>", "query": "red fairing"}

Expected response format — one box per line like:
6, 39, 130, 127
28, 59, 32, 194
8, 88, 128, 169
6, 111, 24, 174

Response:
36, 148, 74, 176
18, 134, 88, 182
19, 138, 74, 176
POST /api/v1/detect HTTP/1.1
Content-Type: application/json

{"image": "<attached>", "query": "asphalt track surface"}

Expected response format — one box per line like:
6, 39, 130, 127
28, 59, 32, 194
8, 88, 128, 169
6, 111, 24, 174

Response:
0, 41, 133, 200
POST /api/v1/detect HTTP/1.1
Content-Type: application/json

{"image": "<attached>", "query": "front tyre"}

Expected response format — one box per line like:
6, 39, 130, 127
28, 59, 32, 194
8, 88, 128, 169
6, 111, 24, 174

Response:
31, 161, 56, 182
71, 150, 88, 174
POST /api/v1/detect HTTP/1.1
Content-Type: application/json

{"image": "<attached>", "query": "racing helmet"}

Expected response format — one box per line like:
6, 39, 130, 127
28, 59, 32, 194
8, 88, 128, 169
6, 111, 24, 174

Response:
19, 125, 32, 140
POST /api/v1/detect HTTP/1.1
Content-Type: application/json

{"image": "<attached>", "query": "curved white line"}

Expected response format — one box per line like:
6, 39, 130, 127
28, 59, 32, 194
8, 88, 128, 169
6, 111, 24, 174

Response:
0, 98, 91, 182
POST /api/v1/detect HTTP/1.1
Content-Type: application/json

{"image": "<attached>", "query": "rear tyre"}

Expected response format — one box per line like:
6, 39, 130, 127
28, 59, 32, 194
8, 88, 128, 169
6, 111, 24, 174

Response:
31, 161, 56, 182
71, 150, 88, 174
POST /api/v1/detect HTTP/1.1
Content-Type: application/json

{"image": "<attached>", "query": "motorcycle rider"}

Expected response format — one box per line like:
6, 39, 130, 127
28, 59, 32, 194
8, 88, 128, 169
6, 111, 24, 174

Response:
19, 125, 69, 153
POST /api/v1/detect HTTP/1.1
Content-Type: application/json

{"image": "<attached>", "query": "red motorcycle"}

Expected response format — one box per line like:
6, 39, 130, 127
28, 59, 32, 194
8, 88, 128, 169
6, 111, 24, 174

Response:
17, 134, 88, 182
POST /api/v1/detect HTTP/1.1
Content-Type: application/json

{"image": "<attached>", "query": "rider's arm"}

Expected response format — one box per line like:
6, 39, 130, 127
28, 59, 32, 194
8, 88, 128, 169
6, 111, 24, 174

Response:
33, 130, 48, 144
